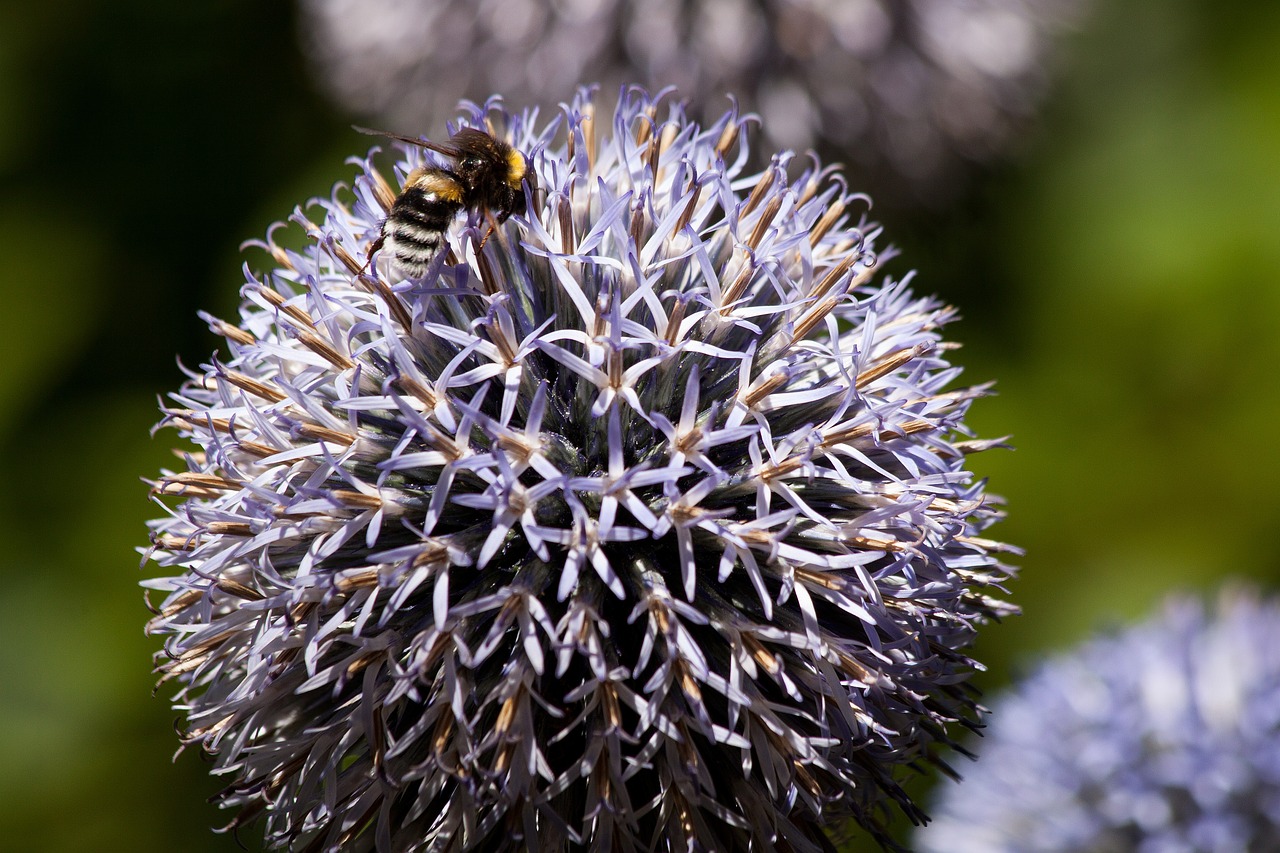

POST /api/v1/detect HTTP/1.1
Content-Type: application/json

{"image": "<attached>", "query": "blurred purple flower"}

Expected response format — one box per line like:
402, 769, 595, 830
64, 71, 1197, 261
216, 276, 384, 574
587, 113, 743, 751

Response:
144, 87, 1016, 851
918, 589, 1280, 853
299, 0, 1083, 205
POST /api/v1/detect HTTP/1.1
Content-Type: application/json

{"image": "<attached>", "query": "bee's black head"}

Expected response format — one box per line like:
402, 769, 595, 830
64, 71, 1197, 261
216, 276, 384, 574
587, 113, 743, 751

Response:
448, 128, 530, 219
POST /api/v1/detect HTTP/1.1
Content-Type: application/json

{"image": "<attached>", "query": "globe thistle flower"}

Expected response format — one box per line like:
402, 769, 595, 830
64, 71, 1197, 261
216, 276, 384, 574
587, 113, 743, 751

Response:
917, 589, 1280, 853
298, 0, 1084, 203
144, 87, 1016, 852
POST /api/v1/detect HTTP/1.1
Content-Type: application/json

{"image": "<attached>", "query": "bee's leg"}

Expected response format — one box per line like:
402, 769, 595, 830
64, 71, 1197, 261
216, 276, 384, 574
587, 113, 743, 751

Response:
476, 210, 501, 252
361, 233, 385, 277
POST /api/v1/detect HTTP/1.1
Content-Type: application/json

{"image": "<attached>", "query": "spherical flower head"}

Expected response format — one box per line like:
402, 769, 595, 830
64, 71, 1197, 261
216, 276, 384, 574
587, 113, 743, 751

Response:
917, 589, 1280, 853
298, 0, 1084, 202
144, 87, 1016, 852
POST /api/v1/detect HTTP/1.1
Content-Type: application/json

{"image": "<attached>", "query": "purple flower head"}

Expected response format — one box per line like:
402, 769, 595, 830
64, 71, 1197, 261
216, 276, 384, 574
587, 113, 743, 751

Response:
917, 589, 1280, 853
144, 87, 1016, 852
299, 0, 1084, 203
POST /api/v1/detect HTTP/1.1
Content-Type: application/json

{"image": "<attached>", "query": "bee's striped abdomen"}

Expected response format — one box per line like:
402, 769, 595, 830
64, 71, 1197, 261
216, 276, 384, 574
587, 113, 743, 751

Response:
381, 168, 465, 278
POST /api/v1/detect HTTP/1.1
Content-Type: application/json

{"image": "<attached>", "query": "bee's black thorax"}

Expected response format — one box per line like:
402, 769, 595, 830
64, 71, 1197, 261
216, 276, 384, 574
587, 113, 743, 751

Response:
455, 158, 525, 220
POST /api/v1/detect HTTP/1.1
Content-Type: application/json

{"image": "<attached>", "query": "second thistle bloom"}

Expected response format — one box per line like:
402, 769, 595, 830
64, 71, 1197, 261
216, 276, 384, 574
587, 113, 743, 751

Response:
918, 590, 1280, 853
145, 88, 1016, 851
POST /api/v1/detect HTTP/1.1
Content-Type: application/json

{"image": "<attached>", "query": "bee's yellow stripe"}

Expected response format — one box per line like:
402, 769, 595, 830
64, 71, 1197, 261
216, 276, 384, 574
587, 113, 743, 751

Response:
506, 150, 527, 189
404, 168, 465, 204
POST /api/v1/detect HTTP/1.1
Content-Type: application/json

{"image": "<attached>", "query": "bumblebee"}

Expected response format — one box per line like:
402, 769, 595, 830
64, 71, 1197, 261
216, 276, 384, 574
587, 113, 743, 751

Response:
358, 126, 535, 278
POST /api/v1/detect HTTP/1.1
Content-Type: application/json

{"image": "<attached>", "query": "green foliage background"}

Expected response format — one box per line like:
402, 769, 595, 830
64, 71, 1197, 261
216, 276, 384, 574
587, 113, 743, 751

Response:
0, 0, 1276, 849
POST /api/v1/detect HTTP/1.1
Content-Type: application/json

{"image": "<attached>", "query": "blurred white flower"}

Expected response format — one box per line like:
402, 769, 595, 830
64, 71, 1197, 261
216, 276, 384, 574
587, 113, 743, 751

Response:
918, 589, 1280, 853
299, 0, 1084, 203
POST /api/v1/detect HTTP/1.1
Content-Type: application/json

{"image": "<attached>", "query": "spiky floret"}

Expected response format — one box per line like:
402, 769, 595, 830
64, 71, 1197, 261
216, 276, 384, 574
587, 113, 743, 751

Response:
144, 87, 1017, 852
918, 590, 1280, 853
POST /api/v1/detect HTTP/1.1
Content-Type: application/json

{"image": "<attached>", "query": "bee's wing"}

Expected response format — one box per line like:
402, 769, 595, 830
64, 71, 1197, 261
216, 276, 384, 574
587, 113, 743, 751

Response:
352, 126, 461, 158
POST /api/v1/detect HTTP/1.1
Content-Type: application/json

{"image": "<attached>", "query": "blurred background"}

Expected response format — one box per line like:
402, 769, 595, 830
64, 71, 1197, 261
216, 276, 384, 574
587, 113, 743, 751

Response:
0, 0, 1277, 849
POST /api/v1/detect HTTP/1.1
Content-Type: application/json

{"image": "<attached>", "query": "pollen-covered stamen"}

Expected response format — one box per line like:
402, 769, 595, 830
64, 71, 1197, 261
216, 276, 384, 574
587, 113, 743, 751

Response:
160, 411, 277, 458
674, 173, 704, 234
556, 193, 575, 255
248, 283, 356, 371
811, 253, 864, 301
294, 422, 357, 445
745, 194, 784, 253
389, 373, 439, 411
356, 274, 415, 331
808, 197, 847, 249
151, 471, 241, 498
628, 197, 652, 255
714, 118, 742, 161
714, 265, 756, 318
367, 164, 397, 213
581, 101, 598, 176
857, 343, 935, 388
604, 341, 625, 407
302, 214, 368, 278
641, 120, 663, 181
788, 295, 842, 346
330, 488, 384, 511
634, 98, 659, 148
218, 368, 287, 403
204, 315, 256, 347
241, 221, 298, 272
738, 369, 791, 411
660, 292, 694, 350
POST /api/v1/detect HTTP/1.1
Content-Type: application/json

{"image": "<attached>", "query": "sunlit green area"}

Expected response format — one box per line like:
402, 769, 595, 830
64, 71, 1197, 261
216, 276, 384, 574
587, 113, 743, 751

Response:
0, 0, 1276, 850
